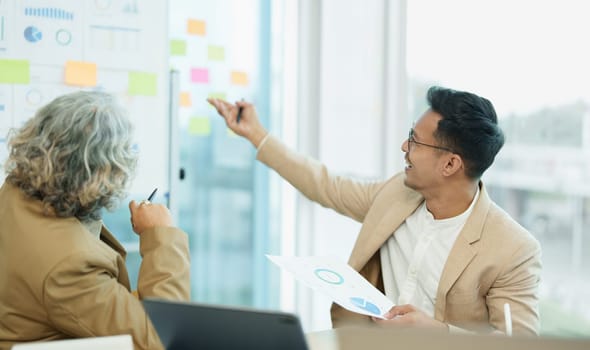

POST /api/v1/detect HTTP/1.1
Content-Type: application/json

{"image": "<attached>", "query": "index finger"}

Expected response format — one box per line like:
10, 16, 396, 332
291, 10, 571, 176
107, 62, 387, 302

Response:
129, 200, 139, 213
207, 98, 234, 116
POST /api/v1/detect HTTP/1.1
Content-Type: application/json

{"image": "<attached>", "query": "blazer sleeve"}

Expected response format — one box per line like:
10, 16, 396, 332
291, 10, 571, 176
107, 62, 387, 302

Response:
137, 226, 190, 300
485, 238, 542, 335
43, 227, 190, 350
256, 135, 387, 222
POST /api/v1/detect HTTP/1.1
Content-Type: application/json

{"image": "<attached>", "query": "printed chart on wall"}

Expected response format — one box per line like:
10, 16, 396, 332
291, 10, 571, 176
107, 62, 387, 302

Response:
0, 0, 169, 194
169, 0, 258, 168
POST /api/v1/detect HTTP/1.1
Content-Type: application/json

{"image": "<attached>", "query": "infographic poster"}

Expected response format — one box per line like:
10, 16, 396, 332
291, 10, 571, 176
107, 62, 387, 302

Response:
0, 0, 169, 194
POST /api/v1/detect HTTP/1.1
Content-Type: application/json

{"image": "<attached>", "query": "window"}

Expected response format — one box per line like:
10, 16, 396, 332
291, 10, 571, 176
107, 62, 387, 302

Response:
407, 0, 590, 336
103, 0, 279, 310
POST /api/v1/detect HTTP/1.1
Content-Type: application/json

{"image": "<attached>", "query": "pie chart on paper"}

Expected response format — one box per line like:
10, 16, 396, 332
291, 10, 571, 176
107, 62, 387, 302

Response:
350, 297, 381, 316
24, 26, 42, 43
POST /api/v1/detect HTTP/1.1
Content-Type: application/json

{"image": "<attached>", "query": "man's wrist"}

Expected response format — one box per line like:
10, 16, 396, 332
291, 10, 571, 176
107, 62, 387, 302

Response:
252, 129, 269, 149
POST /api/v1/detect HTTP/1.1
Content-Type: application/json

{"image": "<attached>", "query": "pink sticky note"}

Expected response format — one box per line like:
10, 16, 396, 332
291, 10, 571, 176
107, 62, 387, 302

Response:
191, 68, 209, 83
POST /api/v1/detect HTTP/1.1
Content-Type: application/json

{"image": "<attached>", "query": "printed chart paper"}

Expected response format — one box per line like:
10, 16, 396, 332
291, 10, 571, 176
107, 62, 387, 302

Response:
268, 255, 395, 319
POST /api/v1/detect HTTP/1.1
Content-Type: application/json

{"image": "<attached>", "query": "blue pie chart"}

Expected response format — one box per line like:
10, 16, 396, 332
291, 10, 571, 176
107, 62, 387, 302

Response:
350, 297, 381, 315
24, 26, 42, 43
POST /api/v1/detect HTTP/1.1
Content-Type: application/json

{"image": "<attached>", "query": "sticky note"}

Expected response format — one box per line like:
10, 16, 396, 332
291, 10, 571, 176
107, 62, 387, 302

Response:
180, 92, 191, 107
187, 19, 206, 36
188, 117, 211, 136
231, 71, 248, 86
0, 59, 30, 84
207, 92, 226, 102
170, 40, 187, 56
191, 68, 209, 83
128, 72, 157, 96
64, 61, 97, 87
208, 46, 225, 61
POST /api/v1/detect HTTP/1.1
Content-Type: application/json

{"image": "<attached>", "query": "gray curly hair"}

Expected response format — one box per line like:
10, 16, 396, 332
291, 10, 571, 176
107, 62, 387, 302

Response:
4, 91, 137, 221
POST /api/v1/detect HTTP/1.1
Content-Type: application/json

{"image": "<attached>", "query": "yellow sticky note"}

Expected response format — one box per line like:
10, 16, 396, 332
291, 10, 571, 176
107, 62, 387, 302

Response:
128, 72, 157, 96
207, 92, 226, 102
180, 92, 192, 107
0, 59, 30, 84
188, 117, 211, 136
64, 61, 97, 87
208, 45, 225, 61
231, 71, 248, 86
170, 40, 187, 56
187, 19, 206, 36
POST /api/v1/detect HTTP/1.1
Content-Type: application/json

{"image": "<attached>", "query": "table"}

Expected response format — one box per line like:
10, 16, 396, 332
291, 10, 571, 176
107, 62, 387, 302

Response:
306, 327, 590, 350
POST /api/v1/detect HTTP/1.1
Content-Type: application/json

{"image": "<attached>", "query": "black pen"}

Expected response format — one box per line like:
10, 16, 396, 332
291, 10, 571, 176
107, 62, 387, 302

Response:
147, 188, 158, 201
236, 98, 244, 123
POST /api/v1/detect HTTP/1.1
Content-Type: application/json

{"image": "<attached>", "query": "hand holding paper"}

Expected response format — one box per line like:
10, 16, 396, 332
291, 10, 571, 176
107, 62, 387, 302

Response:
267, 255, 395, 319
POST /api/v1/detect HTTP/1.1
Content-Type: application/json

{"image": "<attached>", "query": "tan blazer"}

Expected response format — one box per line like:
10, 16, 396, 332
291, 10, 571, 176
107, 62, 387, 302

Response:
0, 183, 190, 350
257, 135, 541, 335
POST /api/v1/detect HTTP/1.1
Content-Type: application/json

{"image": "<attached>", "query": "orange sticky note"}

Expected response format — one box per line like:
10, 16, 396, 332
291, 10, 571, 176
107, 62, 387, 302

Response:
64, 61, 97, 87
180, 92, 192, 107
187, 19, 206, 36
231, 71, 248, 86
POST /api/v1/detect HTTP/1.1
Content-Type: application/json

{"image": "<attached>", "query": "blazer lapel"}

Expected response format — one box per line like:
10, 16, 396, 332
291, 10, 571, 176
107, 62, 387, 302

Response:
434, 182, 491, 320
349, 187, 423, 271
100, 226, 128, 258
99, 226, 132, 290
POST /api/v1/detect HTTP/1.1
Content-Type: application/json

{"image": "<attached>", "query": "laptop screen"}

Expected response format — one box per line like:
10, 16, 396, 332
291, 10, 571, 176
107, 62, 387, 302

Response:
143, 298, 309, 350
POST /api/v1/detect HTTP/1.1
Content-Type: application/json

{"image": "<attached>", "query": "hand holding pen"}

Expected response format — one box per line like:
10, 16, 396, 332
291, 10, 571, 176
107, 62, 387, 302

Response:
206, 97, 269, 149
129, 188, 173, 235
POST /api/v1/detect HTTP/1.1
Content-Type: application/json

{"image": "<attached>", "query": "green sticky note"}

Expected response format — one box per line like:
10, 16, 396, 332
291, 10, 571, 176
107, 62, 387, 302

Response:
128, 72, 157, 96
208, 45, 225, 61
207, 92, 226, 101
0, 59, 30, 84
188, 117, 211, 136
170, 40, 187, 56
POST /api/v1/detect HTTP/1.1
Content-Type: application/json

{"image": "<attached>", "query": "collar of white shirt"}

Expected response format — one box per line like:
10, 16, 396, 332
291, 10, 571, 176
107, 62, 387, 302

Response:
380, 188, 480, 317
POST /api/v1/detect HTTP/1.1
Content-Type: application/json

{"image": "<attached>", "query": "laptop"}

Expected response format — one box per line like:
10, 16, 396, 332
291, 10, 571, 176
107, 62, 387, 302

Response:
143, 299, 309, 350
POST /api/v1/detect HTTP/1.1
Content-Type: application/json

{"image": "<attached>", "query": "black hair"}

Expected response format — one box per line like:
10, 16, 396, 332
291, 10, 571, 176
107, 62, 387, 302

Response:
427, 86, 505, 179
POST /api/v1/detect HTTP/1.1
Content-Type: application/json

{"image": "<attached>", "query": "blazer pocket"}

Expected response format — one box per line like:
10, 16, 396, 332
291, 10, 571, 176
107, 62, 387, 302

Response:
446, 286, 480, 304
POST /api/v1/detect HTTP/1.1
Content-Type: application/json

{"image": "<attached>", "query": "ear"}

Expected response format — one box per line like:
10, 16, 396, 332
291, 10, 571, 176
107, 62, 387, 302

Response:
441, 154, 463, 177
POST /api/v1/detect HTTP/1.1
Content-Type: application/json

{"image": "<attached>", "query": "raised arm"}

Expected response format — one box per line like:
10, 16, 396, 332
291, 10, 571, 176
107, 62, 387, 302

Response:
207, 98, 387, 222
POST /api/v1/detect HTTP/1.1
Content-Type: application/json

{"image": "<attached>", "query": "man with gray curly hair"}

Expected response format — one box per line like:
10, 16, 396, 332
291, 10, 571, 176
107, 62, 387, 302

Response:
0, 91, 190, 350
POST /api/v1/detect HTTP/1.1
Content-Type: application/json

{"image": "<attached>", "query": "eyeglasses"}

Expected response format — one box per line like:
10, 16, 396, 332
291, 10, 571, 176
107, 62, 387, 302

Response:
407, 128, 454, 153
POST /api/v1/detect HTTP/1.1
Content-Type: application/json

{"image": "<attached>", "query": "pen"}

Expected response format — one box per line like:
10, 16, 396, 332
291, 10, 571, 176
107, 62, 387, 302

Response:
147, 188, 158, 201
236, 98, 244, 123
504, 302, 512, 336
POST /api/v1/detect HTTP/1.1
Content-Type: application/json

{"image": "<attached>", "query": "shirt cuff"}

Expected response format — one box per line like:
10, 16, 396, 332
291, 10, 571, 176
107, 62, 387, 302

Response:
256, 133, 271, 151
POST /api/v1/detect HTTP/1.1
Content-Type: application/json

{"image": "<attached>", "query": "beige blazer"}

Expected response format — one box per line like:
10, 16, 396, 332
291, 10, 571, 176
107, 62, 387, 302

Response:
0, 183, 190, 350
257, 135, 541, 335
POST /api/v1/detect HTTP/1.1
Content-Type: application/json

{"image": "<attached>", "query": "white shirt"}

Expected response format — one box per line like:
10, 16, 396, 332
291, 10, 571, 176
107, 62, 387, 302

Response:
380, 189, 479, 317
